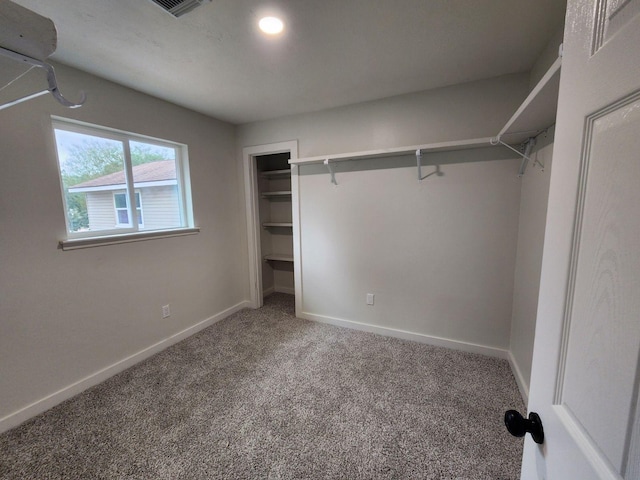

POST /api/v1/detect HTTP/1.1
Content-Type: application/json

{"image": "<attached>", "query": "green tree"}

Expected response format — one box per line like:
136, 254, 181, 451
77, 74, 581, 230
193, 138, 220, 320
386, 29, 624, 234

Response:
65, 192, 89, 231
61, 141, 168, 187
131, 143, 167, 166
61, 141, 124, 186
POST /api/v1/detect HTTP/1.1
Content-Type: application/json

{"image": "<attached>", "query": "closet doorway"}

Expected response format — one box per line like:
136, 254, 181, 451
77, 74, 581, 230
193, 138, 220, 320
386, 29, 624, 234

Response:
243, 141, 299, 311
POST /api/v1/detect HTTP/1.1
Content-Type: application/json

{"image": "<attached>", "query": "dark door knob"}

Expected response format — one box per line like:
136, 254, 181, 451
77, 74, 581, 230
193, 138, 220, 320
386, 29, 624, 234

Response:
504, 410, 544, 444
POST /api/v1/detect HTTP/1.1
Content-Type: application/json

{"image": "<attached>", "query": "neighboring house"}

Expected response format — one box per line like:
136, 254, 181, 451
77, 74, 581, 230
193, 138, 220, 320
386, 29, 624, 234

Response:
68, 160, 181, 231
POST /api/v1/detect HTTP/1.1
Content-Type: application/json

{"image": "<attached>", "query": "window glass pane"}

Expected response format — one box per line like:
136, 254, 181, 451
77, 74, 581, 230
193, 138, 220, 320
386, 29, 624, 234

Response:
117, 209, 129, 224
113, 192, 141, 227
129, 140, 182, 231
114, 193, 127, 209
54, 129, 129, 233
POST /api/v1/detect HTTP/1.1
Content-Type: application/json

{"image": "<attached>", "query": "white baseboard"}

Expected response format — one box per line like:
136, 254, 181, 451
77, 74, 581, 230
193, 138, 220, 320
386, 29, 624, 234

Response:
262, 286, 275, 297
263, 286, 295, 296
274, 286, 295, 295
507, 351, 530, 405
300, 311, 509, 359
0, 300, 250, 434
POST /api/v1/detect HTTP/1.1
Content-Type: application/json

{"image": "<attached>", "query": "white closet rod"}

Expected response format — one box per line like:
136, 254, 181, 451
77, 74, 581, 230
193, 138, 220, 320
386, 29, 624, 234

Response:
0, 47, 86, 111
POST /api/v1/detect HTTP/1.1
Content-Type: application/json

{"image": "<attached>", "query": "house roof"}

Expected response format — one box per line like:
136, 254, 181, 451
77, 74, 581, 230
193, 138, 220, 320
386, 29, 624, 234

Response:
70, 161, 176, 189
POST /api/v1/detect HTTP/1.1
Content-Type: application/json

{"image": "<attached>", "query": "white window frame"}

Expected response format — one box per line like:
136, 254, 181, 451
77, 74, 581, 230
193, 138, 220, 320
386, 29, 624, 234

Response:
52, 117, 196, 247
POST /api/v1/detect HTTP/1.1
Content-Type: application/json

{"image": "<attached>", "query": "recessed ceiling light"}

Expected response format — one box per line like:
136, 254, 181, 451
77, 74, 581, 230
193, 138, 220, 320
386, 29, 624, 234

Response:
259, 16, 284, 35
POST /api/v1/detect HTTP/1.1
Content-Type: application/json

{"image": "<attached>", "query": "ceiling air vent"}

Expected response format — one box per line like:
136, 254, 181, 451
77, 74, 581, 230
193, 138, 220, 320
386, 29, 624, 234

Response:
148, 0, 212, 18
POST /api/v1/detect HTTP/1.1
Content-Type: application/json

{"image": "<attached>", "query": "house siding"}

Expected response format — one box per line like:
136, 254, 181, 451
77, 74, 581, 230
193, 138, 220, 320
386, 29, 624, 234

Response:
85, 185, 180, 232
140, 185, 181, 230
86, 191, 118, 231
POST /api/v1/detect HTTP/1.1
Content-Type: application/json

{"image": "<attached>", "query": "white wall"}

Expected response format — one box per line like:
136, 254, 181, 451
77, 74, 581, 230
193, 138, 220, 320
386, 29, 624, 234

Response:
296, 157, 521, 352
0, 63, 248, 430
240, 74, 529, 158
239, 73, 530, 355
529, 27, 565, 90
509, 135, 554, 401
507, 28, 562, 401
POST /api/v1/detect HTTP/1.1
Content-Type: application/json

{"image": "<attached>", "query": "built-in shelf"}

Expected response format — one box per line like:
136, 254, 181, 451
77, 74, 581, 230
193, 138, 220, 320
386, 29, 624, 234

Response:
261, 169, 291, 177
496, 55, 562, 145
262, 191, 292, 198
262, 222, 293, 228
264, 254, 294, 262
255, 153, 294, 293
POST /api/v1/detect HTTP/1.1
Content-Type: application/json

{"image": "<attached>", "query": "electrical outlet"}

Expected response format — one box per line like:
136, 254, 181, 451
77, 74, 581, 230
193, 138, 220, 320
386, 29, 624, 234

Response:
162, 304, 171, 318
366, 293, 375, 305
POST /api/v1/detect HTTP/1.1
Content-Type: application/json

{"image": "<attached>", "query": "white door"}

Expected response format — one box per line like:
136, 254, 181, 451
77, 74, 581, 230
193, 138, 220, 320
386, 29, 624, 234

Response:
522, 0, 640, 478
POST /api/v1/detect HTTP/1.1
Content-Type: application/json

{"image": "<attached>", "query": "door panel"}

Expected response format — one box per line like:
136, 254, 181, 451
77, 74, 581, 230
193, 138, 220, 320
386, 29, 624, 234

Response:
523, 0, 640, 478
593, 0, 640, 53
560, 93, 640, 476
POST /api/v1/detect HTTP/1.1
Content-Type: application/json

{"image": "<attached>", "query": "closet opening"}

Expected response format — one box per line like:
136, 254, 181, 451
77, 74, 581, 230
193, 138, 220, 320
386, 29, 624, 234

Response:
242, 141, 298, 311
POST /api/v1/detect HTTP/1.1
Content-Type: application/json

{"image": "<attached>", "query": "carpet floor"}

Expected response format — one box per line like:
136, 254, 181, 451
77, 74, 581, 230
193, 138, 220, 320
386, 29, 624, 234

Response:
0, 294, 525, 479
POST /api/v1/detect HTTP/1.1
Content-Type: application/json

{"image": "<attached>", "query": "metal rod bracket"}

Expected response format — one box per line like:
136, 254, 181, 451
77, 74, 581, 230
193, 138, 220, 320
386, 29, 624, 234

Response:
324, 159, 337, 185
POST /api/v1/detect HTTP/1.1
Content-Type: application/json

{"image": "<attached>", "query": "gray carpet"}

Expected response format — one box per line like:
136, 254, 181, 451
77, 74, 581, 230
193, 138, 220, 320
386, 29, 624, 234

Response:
0, 294, 525, 479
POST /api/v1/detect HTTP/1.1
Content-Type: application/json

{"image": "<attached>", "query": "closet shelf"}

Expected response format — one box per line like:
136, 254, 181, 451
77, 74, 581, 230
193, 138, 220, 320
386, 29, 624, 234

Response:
264, 254, 294, 262
289, 137, 495, 165
494, 55, 562, 146
261, 169, 291, 177
287, 51, 562, 181
262, 222, 293, 228
261, 191, 292, 198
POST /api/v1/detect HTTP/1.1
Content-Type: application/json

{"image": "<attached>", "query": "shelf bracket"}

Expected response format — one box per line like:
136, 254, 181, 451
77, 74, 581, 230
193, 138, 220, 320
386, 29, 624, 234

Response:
0, 47, 86, 111
517, 137, 538, 177
491, 136, 545, 177
324, 159, 337, 185
416, 148, 443, 180
492, 136, 543, 176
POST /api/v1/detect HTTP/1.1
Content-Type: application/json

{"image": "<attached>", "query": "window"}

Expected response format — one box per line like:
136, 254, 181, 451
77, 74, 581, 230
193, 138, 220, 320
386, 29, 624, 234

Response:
52, 118, 194, 241
114, 192, 143, 227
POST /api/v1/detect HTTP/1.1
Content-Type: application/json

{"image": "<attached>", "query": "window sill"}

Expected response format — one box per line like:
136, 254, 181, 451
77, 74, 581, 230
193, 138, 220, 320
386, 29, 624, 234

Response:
59, 227, 200, 251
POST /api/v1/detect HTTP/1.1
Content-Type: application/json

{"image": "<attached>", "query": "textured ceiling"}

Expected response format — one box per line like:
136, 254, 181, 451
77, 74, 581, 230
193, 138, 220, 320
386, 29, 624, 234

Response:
10, 0, 566, 124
